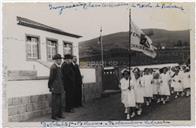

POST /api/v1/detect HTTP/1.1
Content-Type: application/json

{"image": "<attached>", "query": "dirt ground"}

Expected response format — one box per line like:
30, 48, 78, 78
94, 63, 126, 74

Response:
26, 92, 191, 122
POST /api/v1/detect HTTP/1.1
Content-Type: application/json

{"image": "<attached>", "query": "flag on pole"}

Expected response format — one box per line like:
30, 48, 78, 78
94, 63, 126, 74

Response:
129, 20, 157, 58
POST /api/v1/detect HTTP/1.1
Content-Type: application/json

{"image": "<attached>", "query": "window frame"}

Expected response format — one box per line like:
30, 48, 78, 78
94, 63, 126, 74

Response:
25, 34, 41, 61
46, 37, 58, 61
63, 41, 73, 55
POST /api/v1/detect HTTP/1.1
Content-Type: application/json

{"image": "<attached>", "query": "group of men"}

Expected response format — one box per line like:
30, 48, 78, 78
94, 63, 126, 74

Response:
48, 54, 83, 120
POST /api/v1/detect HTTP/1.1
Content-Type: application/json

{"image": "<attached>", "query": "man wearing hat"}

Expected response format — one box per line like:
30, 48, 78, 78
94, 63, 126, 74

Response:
61, 54, 76, 113
48, 54, 64, 120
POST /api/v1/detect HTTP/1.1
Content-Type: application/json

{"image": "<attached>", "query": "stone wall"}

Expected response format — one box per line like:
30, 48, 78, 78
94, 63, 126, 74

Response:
8, 94, 51, 122
7, 66, 103, 122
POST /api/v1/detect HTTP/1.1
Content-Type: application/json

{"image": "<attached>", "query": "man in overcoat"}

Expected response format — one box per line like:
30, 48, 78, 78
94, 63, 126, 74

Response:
61, 54, 76, 112
48, 54, 64, 120
72, 56, 83, 107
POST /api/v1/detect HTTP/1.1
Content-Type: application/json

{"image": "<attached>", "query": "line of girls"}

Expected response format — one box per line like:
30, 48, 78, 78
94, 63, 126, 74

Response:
119, 65, 191, 119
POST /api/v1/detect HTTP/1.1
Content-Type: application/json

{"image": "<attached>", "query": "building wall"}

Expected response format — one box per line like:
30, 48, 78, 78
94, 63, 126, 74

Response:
7, 67, 103, 122
6, 68, 97, 98
4, 15, 80, 77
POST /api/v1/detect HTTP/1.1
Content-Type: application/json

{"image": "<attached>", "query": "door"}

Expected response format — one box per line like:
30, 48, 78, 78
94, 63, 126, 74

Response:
102, 67, 120, 91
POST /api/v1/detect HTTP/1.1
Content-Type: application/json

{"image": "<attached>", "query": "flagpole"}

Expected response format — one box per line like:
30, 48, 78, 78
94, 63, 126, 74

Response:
100, 27, 104, 67
129, 8, 131, 88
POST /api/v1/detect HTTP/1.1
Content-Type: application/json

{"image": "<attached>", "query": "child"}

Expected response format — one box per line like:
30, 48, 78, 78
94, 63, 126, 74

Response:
133, 68, 145, 115
172, 66, 184, 98
182, 66, 191, 97
119, 70, 136, 119
142, 68, 153, 106
152, 69, 161, 103
159, 67, 171, 104
169, 67, 176, 94
48, 54, 64, 120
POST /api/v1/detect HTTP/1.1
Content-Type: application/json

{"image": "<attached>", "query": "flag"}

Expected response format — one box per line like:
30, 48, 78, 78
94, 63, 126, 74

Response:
129, 19, 157, 58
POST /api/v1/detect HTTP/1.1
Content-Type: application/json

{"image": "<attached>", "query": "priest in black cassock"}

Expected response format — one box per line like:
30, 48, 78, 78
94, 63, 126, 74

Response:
61, 54, 76, 112
72, 56, 83, 107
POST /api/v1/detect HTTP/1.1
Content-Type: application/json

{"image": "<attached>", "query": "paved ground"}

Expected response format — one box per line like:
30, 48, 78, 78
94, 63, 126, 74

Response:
26, 93, 191, 122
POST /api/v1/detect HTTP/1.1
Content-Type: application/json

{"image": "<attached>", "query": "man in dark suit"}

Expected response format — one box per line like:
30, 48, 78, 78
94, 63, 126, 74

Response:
72, 56, 83, 107
48, 54, 64, 120
61, 54, 76, 113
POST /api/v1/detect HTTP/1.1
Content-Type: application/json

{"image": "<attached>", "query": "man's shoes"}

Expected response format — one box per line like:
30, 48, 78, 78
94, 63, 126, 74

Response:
70, 109, 75, 113
65, 110, 71, 112
65, 109, 74, 113
51, 117, 60, 121
58, 115, 65, 119
75, 104, 83, 108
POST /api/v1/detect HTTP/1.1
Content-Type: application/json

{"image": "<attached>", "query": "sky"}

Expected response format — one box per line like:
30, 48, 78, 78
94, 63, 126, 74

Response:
4, 2, 193, 41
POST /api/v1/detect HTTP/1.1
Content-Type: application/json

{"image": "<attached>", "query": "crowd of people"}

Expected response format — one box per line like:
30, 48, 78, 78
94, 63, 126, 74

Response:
119, 64, 191, 119
48, 54, 83, 120
48, 53, 191, 120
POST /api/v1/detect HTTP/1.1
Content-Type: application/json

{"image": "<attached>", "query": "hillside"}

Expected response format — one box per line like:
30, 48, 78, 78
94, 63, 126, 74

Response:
79, 29, 190, 58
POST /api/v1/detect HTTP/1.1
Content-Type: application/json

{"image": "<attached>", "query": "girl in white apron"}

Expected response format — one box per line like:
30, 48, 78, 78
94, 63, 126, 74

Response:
133, 68, 145, 116
182, 67, 191, 96
160, 67, 171, 104
119, 70, 136, 119
142, 68, 153, 106
182, 66, 191, 97
168, 67, 176, 94
152, 69, 161, 103
171, 66, 183, 98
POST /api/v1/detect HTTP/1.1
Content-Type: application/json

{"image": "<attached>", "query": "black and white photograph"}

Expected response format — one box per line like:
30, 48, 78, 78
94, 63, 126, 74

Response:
2, 2, 195, 127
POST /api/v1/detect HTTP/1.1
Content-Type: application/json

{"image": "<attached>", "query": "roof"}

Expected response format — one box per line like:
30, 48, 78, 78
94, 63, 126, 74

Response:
17, 16, 82, 38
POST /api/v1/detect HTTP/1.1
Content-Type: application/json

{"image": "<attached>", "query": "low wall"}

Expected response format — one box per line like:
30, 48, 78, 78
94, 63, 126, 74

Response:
8, 94, 51, 122
82, 83, 101, 102
7, 67, 103, 122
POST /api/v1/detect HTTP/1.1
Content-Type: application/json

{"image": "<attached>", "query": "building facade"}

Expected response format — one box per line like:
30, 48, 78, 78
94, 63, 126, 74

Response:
4, 15, 103, 122
4, 16, 81, 78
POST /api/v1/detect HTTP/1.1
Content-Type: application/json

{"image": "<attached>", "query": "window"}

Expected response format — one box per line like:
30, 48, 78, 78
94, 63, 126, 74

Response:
63, 42, 73, 55
26, 35, 40, 60
46, 39, 58, 60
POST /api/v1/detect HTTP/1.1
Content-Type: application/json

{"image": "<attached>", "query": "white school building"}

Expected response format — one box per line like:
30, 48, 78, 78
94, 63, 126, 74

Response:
4, 16, 81, 78
3, 7, 102, 122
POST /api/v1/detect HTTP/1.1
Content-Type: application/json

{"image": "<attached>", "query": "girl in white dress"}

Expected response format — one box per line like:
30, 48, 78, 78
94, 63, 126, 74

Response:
160, 67, 171, 104
119, 70, 136, 119
133, 68, 145, 115
182, 66, 191, 97
142, 68, 153, 106
152, 69, 161, 103
171, 66, 183, 98
168, 67, 176, 94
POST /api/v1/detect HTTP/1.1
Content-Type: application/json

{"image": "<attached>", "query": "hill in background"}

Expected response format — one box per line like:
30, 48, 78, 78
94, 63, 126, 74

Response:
79, 29, 190, 58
